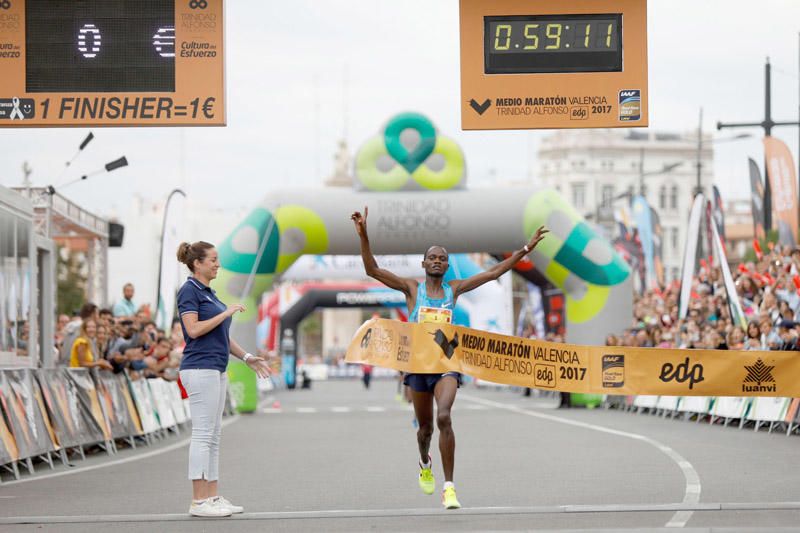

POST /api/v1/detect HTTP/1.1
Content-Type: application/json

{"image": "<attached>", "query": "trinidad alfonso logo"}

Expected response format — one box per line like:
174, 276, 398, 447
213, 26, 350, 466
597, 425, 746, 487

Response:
743, 358, 776, 393
431, 329, 459, 360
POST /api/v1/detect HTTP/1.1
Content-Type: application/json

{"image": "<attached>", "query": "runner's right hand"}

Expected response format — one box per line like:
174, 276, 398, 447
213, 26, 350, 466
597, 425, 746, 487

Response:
351, 206, 368, 237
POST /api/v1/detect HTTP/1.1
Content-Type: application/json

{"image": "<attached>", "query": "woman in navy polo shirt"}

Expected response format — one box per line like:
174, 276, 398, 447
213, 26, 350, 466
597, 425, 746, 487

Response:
176, 241, 270, 518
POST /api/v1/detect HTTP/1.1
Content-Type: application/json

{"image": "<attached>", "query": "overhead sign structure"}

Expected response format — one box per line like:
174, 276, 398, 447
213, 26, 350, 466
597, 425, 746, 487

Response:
460, 0, 648, 130
0, 0, 225, 127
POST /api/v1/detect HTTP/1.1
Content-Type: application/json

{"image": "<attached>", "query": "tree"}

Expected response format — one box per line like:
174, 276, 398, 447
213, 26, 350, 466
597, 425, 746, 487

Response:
57, 246, 87, 315
742, 229, 779, 263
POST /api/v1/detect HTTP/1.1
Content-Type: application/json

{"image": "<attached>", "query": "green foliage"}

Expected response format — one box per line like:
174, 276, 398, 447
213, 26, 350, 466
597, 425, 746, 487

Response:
299, 310, 322, 357
742, 229, 779, 263
56, 246, 86, 315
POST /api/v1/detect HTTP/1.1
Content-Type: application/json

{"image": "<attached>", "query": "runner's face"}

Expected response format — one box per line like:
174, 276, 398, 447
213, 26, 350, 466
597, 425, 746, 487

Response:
422, 247, 448, 278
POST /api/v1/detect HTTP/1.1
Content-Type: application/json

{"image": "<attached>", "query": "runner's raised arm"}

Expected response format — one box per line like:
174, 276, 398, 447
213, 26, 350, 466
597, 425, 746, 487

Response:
351, 206, 416, 296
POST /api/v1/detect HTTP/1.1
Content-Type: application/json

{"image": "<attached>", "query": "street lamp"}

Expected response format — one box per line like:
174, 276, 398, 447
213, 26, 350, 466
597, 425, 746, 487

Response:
694, 107, 752, 196
47, 156, 129, 195
638, 146, 683, 196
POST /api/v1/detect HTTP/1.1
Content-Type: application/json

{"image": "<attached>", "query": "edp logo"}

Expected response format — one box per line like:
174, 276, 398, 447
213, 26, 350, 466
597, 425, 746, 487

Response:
659, 357, 705, 390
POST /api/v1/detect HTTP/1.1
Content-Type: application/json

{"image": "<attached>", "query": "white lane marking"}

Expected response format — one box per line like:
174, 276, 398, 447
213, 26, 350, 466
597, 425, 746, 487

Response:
4, 501, 798, 524
366, 406, 386, 412
464, 404, 488, 410
459, 394, 701, 529
1, 415, 239, 486
296, 407, 317, 413
331, 407, 351, 413
261, 408, 282, 413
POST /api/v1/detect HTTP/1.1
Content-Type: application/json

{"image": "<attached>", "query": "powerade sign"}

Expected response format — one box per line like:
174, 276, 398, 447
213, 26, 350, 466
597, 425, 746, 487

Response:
335, 291, 406, 305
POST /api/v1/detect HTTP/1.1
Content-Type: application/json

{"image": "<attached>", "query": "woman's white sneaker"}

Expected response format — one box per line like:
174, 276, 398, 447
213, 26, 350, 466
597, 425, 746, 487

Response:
189, 498, 232, 517
213, 495, 244, 514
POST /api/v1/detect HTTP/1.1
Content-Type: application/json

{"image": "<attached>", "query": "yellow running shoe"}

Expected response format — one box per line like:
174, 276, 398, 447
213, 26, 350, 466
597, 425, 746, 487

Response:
418, 458, 435, 495
442, 486, 461, 509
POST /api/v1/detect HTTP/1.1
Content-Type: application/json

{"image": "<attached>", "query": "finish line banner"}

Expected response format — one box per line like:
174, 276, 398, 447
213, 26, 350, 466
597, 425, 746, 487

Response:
346, 319, 800, 397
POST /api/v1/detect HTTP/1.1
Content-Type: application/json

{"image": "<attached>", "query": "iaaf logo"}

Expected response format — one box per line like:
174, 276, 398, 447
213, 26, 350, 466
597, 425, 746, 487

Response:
619, 90, 638, 98
743, 358, 776, 393
659, 357, 704, 390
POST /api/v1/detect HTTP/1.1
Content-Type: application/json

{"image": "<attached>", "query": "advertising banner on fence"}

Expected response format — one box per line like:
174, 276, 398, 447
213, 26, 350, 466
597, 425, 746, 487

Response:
0, 371, 37, 459
36, 369, 88, 449
346, 318, 800, 397
93, 370, 142, 439
128, 377, 160, 434
6, 370, 57, 457
63, 369, 111, 443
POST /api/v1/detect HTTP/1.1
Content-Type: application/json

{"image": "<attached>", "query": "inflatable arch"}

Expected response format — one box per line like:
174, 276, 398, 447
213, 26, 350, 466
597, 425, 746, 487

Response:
216, 113, 632, 353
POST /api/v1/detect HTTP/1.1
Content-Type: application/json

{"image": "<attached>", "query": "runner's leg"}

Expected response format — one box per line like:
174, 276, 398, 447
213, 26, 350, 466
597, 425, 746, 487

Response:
411, 389, 434, 464
433, 376, 458, 482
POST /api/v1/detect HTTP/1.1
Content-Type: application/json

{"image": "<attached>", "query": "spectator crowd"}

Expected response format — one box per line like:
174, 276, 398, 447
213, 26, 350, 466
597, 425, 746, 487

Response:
606, 243, 800, 352
55, 283, 185, 380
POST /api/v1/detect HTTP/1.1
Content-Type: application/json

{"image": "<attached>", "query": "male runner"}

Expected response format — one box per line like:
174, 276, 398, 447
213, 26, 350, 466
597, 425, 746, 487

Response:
351, 206, 547, 509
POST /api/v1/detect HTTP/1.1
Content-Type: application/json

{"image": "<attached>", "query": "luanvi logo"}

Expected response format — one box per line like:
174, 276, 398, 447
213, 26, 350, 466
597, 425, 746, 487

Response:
431, 329, 459, 359
189, 0, 208, 9
469, 98, 491, 115
743, 358, 776, 393
360, 328, 372, 349
0, 1, 11, 10
659, 357, 704, 390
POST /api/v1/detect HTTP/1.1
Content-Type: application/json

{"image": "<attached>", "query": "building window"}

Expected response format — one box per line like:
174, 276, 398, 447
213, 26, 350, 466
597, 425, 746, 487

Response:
672, 267, 680, 281
601, 185, 614, 207
572, 183, 586, 209
670, 185, 679, 209
671, 227, 679, 251
659, 186, 667, 209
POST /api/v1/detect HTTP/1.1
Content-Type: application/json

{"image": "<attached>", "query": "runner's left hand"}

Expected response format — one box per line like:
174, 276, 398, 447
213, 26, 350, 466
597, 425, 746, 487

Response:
246, 356, 271, 378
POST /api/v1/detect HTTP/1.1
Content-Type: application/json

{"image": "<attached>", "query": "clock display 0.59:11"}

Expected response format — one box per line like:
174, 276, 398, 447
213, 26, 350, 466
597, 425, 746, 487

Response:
483, 14, 623, 74
488, 17, 619, 54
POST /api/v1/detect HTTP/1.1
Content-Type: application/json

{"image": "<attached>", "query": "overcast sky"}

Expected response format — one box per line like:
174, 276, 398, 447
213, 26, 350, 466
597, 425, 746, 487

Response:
1, 0, 798, 217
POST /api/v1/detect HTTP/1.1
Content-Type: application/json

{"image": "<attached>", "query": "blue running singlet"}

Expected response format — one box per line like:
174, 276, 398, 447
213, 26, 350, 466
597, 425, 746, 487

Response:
409, 281, 454, 323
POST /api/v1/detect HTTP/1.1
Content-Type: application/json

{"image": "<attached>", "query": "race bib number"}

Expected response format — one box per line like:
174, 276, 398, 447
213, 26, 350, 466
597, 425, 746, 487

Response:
418, 306, 452, 324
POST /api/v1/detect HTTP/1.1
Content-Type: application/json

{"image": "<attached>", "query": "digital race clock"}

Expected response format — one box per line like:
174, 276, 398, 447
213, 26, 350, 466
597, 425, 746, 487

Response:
25, 0, 176, 93
484, 14, 623, 74
0, 0, 225, 127
460, 0, 648, 130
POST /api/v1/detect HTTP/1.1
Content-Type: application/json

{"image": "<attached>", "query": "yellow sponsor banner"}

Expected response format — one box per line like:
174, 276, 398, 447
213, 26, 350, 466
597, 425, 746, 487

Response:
346, 319, 800, 397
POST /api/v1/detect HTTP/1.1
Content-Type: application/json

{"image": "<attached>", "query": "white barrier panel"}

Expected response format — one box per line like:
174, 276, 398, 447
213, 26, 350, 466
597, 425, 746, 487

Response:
712, 397, 750, 420
167, 382, 187, 425
678, 396, 712, 414
183, 399, 191, 420
747, 397, 791, 423
299, 364, 329, 381
656, 396, 681, 411
129, 379, 159, 434
633, 395, 659, 409
149, 379, 177, 430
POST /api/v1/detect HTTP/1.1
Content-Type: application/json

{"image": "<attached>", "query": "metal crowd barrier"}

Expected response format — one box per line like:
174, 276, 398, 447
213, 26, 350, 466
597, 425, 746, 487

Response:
607, 395, 800, 435
0, 368, 233, 482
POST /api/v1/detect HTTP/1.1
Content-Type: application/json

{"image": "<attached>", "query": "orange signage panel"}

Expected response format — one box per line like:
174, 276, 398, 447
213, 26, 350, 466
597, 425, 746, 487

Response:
0, 0, 224, 127
460, 0, 647, 130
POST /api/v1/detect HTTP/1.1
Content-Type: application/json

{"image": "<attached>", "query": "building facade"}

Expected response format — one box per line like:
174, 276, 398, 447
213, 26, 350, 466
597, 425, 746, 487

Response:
537, 128, 715, 284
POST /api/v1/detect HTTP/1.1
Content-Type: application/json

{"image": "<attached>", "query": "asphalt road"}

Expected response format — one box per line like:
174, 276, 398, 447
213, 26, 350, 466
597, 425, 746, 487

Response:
2, 378, 799, 532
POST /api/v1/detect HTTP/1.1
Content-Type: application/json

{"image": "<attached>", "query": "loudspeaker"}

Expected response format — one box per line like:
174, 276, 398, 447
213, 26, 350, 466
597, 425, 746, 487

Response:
108, 222, 125, 247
